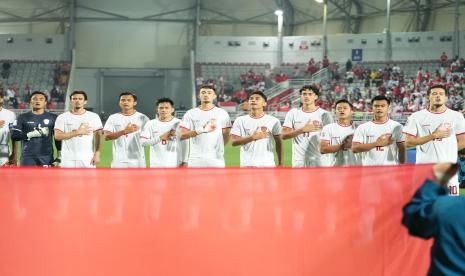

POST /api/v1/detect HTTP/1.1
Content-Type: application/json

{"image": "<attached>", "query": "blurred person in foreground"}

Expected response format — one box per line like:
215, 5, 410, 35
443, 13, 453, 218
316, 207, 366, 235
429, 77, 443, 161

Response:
403, 162, 465, 276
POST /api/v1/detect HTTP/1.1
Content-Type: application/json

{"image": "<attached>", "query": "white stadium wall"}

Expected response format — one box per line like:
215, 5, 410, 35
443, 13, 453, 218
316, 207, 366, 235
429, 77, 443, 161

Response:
75, 21, 191, 69
196, 31, 464, 64
0, 33, 66, 60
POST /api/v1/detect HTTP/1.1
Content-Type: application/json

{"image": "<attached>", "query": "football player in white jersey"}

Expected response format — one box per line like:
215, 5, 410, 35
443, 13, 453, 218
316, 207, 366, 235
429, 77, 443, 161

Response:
54, 90, 103, 168
0, 91, 17, 166
231, 91, 283, 167
403, 84, 465, 195
320, 99, 361, 166
282, 85, 333, 167
103, 92, 149, 168
180, 85, 231, 167
141, 97, 187, 167
352, 95, 406, 166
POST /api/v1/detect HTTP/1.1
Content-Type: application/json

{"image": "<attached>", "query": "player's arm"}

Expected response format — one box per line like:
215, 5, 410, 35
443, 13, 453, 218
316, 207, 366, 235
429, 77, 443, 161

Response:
457, 133, 465, 150
91, 129, 103, 165
104, 123, 139, 141
352, 134, 392, 153
180, 120, 216, 140
8, 137, 17, 166
397, 142, 406, 164
231, 128, 269, 146
222, 128, 230, 145
274, 134, 283, 166
281, 126, 305, 139
180, 127, 199, 140
404, 127, 451, 148
320, 140, 343, 154
54, 123, 91, 141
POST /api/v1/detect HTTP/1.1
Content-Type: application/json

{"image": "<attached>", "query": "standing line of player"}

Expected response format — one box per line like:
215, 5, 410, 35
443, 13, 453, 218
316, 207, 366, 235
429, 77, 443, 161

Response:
1, 84, 465, 180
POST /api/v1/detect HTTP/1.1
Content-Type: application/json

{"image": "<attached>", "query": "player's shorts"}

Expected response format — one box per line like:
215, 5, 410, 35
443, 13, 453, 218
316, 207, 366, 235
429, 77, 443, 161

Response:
61, 160, 96, 168
21, 156, 53, 167
447, 173, 460, 196
292, 159, 321, 168
111, 160, 146, 168
188, 158, 225, 168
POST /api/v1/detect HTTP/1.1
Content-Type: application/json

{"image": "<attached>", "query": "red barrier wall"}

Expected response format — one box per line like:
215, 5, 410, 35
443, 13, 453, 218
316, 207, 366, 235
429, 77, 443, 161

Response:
0, 165, 432, 276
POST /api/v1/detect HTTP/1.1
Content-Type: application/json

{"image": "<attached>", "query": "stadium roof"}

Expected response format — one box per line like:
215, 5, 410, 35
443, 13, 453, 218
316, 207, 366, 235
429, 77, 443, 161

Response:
0, 0, 462, 33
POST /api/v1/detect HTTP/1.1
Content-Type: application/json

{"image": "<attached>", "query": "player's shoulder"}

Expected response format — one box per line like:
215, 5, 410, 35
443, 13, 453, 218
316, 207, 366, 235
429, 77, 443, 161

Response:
215, 106, 230, 116
388, 119, 402, 126
264, 113, 280, 123
56, 111, 71, 119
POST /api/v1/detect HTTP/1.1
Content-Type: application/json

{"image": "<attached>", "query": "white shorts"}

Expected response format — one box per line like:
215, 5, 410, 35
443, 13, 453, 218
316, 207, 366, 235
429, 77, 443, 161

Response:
188, 158, 225, 168
61, 160, 96, 168
292, 159, 321, 168
111, 160, 146, 168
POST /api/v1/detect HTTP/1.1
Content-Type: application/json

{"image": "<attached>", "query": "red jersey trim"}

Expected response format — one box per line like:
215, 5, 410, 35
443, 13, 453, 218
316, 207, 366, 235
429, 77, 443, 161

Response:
198, 106, 216, 111
371, 119, 389, 125
402, 131, 417, 137
426, 108, 447, 115
301, 107, 320, 113
457, 131, 465, 136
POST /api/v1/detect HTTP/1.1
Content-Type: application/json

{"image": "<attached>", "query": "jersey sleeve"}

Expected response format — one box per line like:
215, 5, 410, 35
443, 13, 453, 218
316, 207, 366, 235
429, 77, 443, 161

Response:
103, 115, 115, 132
402, 114, 418, 136
179, 111, 193, 130
352, 125, 365, 144
455, 113, 465, 135
93, 114, 103, 131
282, 110, 294, 129
222, 110, 232, 129
230, 118, 243, 137
54, 114, 65, 132
320, 125, 331, 142
393, 123, 405, 143
10, 114, 25, 141
321, 111, 334, 126
271, 118, 282, 136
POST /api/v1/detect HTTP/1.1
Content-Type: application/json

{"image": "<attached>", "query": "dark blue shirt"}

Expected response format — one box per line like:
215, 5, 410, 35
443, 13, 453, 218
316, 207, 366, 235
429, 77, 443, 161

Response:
403, 179, 465, 276
11, 111, 59, 158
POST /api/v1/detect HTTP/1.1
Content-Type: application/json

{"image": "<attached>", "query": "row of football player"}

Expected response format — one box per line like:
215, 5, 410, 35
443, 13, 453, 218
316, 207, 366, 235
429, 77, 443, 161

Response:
1, 84, 463, 177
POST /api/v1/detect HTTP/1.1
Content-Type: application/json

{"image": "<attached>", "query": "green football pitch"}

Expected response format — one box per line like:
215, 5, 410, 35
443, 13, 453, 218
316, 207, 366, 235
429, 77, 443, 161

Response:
98, 139, 294, 167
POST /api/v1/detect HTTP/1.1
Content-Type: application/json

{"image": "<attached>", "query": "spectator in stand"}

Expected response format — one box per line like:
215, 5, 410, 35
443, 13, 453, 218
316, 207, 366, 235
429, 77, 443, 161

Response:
440, 52, 449, 67
1, 61, 11, 79
322, 56, 330, 68
345, 59, 352, 71
392, 64, 401, 75
232, 88, 248, 104
292, 66, 301, 79
275, 72, 289, 83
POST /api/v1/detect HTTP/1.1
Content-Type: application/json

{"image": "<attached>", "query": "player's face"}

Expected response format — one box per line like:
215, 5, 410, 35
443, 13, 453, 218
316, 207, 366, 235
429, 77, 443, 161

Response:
198, 88, 217, 104
372, 100, 389, 118
335, 102, 352, 120
30, 94, 47, 110
119, 95, 136, 112
157, 102, 174, 119
248, 94, 266, 110
71, 94, 87, 109
300, 89, 318, 105
428, 88, 448, 107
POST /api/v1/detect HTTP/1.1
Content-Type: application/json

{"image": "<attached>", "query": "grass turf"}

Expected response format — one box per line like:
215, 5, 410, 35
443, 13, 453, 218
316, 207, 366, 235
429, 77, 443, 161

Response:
98, 139, 294, 167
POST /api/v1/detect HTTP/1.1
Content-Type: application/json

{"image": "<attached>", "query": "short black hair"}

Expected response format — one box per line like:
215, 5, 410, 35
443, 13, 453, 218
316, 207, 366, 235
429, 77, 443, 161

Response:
119, 91, 137, 101
427, 84, 448, 96
70, 90, 88, 100
0, 91, 3, 98
371, 95, 391, 105
199, 85, 217, 94
299, 85, 320, 96
31, 91, 48, 101
156, 97, 174, 107
335, 99, 353, 109
249, 91, 267, 102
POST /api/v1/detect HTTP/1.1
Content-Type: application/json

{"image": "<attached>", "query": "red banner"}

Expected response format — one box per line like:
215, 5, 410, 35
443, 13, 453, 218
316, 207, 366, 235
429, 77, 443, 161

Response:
0, 165, 432, 276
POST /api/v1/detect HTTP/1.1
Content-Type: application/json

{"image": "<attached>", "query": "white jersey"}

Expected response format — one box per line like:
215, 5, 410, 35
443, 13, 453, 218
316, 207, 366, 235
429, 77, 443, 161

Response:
353, 119, 404, 166
231, 114, 282, 167
141, 117, 186, 168
0, 107, 16, 162
55, 110, 103, 163
180, 106, 231, 166
320, 122, 361, 166
403, 108, 465, 163
103, 111, 149, 167
283, 107, 333, 167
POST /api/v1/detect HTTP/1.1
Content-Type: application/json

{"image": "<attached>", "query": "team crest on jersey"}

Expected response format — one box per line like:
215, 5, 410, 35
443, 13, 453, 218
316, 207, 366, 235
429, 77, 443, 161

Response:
43, 119, 50, 125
